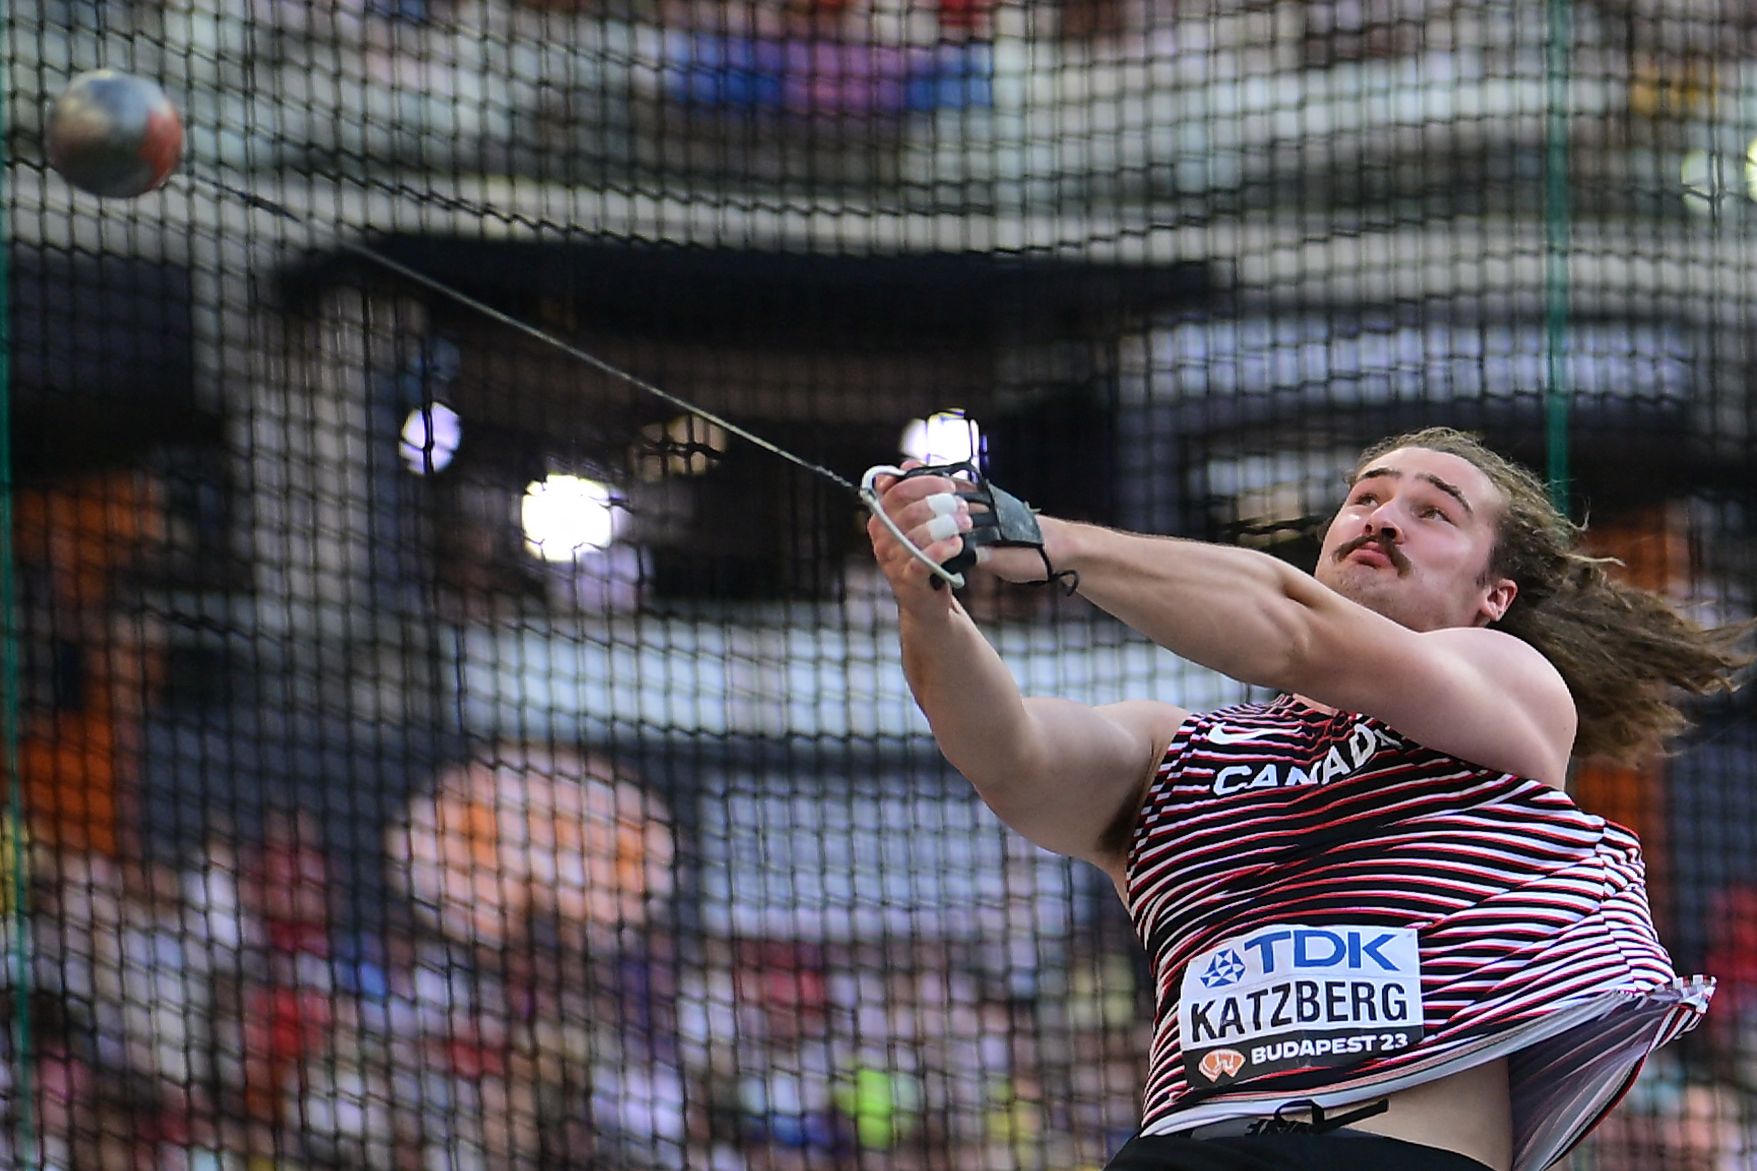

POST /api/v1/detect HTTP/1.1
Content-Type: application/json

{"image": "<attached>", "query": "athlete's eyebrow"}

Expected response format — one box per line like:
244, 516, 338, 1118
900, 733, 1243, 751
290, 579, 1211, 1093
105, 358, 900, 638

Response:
1353, 466, 1475, 516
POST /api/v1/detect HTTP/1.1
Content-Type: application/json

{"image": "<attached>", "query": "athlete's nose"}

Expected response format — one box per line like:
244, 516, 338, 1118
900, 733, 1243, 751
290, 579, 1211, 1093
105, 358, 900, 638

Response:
1365, 512, 1400, 543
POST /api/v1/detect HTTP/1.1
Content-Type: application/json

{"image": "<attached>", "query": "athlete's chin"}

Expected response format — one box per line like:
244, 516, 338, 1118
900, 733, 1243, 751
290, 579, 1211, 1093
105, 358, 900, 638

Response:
1319, 564, 1385, 603
1325, 574, 1424, 628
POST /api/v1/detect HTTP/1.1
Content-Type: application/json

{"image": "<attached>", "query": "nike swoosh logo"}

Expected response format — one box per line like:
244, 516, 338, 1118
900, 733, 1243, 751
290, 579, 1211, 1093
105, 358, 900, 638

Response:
1206, 727, 1279, 745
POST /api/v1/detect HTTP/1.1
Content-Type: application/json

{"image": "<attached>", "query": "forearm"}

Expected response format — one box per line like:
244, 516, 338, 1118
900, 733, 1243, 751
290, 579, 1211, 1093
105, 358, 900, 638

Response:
898, 602, 1048, 790
1042, 518, 1327, 690
896, 602, 1168, 865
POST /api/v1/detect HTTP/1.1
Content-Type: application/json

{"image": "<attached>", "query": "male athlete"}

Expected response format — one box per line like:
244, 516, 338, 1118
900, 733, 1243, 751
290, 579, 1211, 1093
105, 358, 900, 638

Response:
866, 427, 1746, 1171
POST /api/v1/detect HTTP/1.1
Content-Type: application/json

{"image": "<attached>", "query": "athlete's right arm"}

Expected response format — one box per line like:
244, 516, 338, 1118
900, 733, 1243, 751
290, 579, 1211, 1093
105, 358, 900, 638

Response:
867, 469, 1187, 876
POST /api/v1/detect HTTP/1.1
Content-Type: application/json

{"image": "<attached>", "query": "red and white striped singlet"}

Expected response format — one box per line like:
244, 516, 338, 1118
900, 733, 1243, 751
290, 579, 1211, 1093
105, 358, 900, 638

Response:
1127, 696, 1712, 1171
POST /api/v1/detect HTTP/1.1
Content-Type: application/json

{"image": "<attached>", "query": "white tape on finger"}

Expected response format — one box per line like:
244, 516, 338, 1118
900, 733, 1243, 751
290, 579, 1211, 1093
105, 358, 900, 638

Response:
926, 514, 961, 542
926, 492, 960, 517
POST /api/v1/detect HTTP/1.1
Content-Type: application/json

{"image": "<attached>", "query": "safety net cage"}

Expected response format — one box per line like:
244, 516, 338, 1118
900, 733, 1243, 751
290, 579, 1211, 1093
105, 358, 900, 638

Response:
4, 0, 1756, 1168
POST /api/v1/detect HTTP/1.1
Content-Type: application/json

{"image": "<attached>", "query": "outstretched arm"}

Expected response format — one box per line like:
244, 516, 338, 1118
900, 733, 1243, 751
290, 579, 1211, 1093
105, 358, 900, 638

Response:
933, 490, 1576, 787
867, 471, 1186, 878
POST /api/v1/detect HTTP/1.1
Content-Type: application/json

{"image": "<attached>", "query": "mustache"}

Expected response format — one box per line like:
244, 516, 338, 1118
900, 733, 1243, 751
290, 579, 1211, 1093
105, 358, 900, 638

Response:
1334, 532, 1410, 574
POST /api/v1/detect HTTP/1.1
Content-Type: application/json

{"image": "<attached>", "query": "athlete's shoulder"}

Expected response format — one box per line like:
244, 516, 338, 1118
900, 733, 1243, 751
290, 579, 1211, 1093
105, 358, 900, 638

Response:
1419, 622, 1562, 675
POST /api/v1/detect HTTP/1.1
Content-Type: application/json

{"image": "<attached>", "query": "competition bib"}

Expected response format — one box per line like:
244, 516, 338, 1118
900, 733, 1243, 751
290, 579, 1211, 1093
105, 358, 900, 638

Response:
1180, 922, 1423, 1088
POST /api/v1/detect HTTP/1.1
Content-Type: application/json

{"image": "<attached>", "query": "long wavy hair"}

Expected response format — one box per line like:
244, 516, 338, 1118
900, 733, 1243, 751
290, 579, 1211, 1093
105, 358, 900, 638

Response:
1352, 427, 1752, 763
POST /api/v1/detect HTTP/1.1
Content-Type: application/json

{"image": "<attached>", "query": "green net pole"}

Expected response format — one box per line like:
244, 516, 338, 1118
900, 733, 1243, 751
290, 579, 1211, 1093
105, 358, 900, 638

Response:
1544, 0, 1574, 514
0, 17, 36, 1171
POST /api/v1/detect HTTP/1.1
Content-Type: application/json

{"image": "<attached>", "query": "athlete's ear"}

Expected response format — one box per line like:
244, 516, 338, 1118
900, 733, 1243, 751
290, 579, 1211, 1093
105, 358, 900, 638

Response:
1480, 577, 1517, 626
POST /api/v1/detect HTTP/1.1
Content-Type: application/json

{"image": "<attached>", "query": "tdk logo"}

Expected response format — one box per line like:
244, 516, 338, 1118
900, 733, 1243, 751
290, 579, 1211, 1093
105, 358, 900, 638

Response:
1199, 949, 1247, 989
1239, 928, 1405, 974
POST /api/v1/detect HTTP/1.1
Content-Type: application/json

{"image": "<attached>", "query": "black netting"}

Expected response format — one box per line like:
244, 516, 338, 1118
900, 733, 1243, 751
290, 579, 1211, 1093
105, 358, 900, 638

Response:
5, 1, 1755, 1169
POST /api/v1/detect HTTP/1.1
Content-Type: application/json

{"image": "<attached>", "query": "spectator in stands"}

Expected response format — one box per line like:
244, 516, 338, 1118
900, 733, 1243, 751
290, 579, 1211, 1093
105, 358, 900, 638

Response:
389, 743, 685, 1167
1704, 882, 1757, 1088
238, 809, 336, 1155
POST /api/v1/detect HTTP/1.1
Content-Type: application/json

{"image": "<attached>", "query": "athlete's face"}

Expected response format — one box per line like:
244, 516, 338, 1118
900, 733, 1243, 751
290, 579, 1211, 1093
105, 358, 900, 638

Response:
1314, 446, 1517, 632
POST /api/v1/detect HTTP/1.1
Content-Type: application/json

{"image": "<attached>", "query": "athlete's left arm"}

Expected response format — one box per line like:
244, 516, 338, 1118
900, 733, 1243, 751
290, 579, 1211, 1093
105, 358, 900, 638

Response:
979, 520, 1577, 787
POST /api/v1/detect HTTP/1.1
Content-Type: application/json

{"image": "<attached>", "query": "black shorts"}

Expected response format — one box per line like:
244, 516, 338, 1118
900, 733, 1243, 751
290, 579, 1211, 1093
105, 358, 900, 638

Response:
1103, 1130, 1497, 1171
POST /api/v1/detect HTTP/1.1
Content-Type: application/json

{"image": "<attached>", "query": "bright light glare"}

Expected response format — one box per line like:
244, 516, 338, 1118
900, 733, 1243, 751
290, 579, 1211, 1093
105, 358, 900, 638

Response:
1746, 138, 1757, 203
400, 403, 463, 474
522, 474, 624, 560
901, 410, 982, 466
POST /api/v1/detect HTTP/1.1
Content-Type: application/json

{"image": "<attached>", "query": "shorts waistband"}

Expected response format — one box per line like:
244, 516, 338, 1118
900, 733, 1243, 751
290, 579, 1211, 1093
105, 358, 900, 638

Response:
1170, 1097, 1390, 1140
1175, 1119, 1380, 1140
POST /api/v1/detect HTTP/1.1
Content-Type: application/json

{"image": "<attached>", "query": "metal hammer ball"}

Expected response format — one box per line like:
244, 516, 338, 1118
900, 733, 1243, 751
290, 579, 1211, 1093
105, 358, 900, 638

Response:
46, 70, 184, 198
